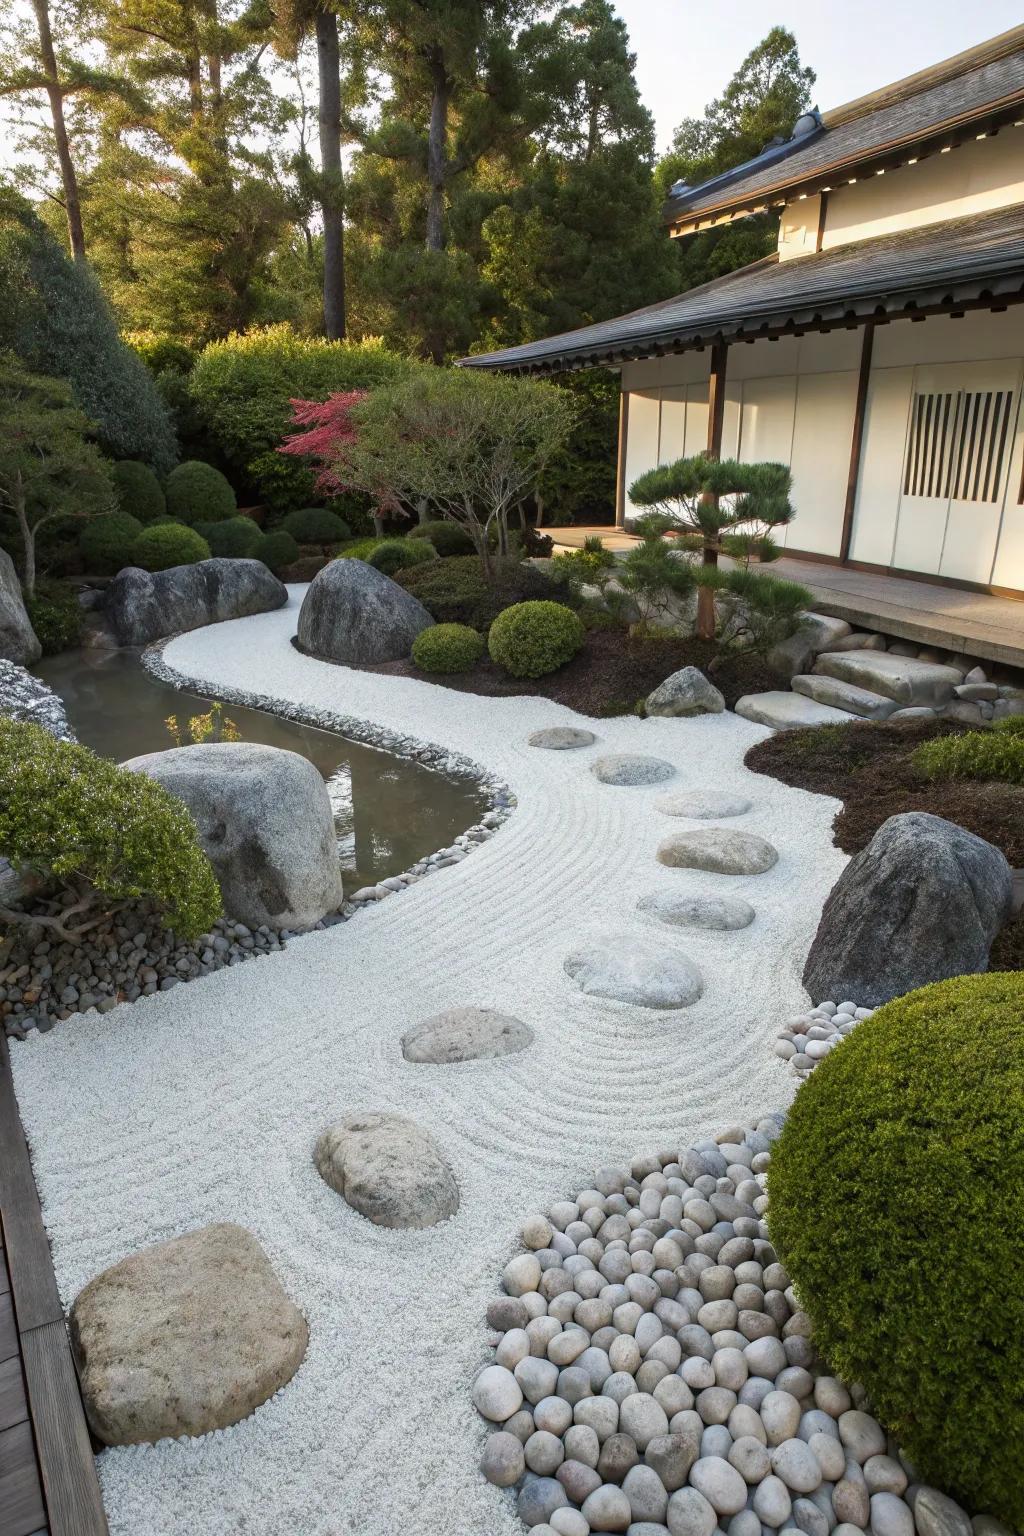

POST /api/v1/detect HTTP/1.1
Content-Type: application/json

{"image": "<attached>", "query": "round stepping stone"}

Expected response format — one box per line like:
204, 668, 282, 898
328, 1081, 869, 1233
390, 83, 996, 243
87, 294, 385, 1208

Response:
638, 892, 755, 931
402, 1006, 534, 1063
656, 828, 778, 875
591, 754, 675, 786
314, 1112, 459, 1228
69, 1223, 308, 1445
655, 789, 752, 820
564, 938, 702, 1008
529, 727, 596, 750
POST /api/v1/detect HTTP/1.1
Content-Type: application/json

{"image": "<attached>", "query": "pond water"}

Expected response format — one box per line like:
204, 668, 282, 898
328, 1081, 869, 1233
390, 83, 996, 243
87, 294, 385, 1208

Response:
34, 649, 488, 890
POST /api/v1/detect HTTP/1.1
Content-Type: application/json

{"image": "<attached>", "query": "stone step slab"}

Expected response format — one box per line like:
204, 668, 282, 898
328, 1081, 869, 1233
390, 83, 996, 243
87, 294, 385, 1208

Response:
734, 691, 858, 730
791, 674, 898, 720
813, 651, 962, 706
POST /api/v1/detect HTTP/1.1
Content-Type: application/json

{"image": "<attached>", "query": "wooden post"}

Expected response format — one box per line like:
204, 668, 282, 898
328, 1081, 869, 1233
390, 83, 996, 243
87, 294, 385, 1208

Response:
706, 339, 728, 460
614, 386, 629, 528
840, 321, 875, 563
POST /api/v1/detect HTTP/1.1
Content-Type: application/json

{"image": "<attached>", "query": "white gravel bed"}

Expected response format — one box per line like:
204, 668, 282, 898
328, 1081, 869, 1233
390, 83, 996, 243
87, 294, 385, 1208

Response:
9, 588, 847, 1536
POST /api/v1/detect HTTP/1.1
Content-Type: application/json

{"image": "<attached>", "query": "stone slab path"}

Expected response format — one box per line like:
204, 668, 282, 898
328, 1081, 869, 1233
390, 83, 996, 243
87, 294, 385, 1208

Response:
7, 590, 847, 1536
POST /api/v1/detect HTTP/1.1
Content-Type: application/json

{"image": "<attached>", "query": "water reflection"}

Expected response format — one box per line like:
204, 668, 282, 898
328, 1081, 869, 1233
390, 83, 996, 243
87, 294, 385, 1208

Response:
33, 648, 487, 889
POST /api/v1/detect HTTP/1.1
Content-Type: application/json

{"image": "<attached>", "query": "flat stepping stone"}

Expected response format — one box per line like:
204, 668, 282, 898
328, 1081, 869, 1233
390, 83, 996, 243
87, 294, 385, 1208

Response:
402, 1006, 533, 1063
657, 827, 779, 875
792, 673, 897, 720
813, 650, 962, 707
638, 892, 755, 931
734, 691, 857, 730
564, 938, 702, 1009
528, 727, 596, 750
591, 754, 675, 786
69, 1223, 308, 1445
315, 1113, 459, 1228
655, 789, 752, 820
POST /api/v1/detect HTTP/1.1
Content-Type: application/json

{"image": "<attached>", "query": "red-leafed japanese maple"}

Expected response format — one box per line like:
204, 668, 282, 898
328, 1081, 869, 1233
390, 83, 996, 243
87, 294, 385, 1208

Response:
279, 369, 575, 577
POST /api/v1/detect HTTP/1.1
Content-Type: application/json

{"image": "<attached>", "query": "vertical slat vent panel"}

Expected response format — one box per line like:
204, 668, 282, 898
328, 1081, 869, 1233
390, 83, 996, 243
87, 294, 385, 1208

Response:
904, 388, 1014, 504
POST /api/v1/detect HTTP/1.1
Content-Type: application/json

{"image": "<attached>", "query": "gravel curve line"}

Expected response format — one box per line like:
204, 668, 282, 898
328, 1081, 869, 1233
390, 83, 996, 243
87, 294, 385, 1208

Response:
9, 589, 848, 1536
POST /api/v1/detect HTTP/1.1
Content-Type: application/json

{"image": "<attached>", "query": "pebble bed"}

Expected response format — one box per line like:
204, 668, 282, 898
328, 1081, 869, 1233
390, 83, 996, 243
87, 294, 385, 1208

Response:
475, 1121, 980, 1536
0, 647, 514, 1039
771, 1002, 875, 1079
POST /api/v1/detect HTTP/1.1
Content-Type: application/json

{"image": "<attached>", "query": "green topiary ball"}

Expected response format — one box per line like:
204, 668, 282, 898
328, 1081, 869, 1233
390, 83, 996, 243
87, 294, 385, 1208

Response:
417, 520, 475, 557
164, 460, 236, 525
767, 973, 1024, 1526
411, 623, 484, 674
110, 460, 166, 524
201, 516, 262, 558
131, 523, 211, 572
488, 600, 585, 678
281, 506, 350, 546
79, 511, 144, 576
253, 529, 299, 574
367, 538, 438, 577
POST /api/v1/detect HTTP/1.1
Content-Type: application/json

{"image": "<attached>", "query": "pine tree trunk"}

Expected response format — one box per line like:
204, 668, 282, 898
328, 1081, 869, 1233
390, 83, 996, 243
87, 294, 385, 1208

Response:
316, 7, 346, 341
697, 544, 718, 640
31, 0, 86, 262
425, 54, 449, 254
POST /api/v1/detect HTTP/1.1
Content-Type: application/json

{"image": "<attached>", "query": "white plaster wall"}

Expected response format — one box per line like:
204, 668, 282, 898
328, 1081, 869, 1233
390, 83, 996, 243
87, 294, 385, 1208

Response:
821, 125, 1024, 250
778, 195, 822, 260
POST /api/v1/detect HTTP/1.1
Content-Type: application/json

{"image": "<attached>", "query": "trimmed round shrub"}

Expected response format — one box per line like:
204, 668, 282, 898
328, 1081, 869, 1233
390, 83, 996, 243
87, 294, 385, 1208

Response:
25, 580, 83, 655
336, 536, 385, 561
367, 538, 438, 577
110, 460, 166, 524
131, 523, 211, 572
281, 506, 350, 546
488, 600, 585, 678
411, 623, 484, 674
164, 460, 236, 525
0, 718, 222, 940
200, 516, 262, 559
79, 511, 144, 576
417, 519, 475, 557
253, 529, 299, 574
767, 973, 1024, 1526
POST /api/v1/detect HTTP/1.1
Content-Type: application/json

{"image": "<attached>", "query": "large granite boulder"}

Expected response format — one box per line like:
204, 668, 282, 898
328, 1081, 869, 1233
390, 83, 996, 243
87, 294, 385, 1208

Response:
297, 559, 433, 664
0, 547, 41, 664
105, 558, 287, 647
645, 667, 725, 718
812, 651, 962, 707
125, 741, 343, 929
70, 1223, 308, 1445
803, 812, 1013, 1007
314, 1112, 459, 1228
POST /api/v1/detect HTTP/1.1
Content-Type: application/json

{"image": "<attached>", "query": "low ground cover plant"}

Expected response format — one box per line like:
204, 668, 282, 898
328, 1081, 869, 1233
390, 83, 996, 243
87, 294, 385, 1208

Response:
768, 972, 1024, 1526
132, 523, 211, 572
411, 623, 484, 674
367, 538, 437, 576
914, 723, 1024, 785
164, 460, 236, 525
488, 600, 585, 677
0, 719, 221, 941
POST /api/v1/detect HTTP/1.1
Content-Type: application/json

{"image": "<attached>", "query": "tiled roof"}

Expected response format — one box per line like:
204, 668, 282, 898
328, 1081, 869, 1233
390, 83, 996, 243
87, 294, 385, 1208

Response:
459, 203, 1024, 374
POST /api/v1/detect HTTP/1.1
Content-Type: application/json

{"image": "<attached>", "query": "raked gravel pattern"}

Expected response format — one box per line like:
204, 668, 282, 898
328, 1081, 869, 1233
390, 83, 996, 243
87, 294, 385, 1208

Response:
9, 588, 847, 1536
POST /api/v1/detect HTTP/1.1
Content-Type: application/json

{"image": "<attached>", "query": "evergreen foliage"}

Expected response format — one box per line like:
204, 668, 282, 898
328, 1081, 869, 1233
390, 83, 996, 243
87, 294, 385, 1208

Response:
110, 460, 166, 523
164, 461, 237, 525
131, 523, 211, 571
488, 599, 585, 676
411, 622, 485, 674
367, 538, 437, 576
79, 510, 143, 575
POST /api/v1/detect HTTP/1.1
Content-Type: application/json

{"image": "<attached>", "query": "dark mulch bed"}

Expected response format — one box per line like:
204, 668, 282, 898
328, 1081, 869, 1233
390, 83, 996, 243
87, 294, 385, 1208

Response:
745, 717, 1024, 866
362, 629, 780, 718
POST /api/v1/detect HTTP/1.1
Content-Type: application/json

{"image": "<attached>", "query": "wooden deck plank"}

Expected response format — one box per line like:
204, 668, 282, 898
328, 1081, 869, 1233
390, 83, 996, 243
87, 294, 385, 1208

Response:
0, 1293, 17, 1366
0, 1420, 47, 1536
0, 1038, 63, 1334
0, 1355, 28, 1436
21, 1325, 108, 1536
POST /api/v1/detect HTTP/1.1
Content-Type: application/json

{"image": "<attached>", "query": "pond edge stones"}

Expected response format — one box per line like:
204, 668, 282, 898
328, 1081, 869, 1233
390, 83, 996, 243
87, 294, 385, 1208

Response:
70, 1222, 308, 1445
564, 937, 703, 1009
657, 827, 779, 877
474, 1122, 980, 1536
402, 1006, 534, 1064
314, 1111, 459, 1228
591, 755, 676, 787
